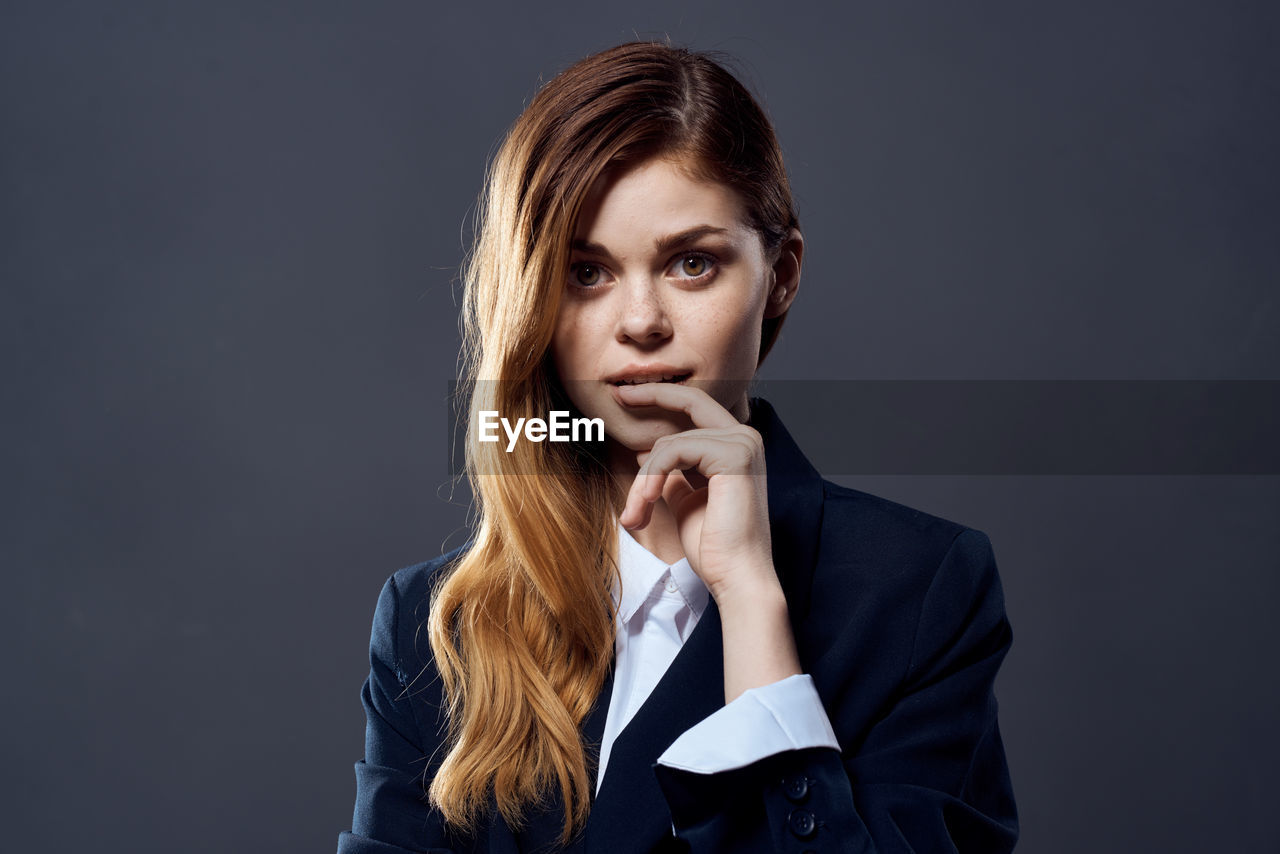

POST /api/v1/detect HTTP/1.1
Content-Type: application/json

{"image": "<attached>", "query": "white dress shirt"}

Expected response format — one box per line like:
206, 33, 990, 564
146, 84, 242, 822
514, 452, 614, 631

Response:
596, 522, 840, 795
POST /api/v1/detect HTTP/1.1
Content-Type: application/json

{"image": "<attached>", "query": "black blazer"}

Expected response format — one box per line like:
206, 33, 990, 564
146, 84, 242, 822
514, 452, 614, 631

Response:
338, 398, 1018, 853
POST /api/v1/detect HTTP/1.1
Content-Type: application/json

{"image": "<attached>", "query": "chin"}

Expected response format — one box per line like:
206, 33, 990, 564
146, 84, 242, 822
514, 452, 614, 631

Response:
604, 414, 690, 451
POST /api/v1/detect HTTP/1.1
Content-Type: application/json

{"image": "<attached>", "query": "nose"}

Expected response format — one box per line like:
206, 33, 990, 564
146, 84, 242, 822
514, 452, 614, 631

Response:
615, 278, 672, 345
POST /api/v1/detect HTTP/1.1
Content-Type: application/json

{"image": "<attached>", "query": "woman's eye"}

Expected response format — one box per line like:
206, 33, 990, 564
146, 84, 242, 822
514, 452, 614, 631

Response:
676, 253, 716, 280
569, 263, 602, 287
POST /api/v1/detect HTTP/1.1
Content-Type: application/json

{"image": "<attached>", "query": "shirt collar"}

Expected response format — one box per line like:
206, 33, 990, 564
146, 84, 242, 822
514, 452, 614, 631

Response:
613, 522, 709, 625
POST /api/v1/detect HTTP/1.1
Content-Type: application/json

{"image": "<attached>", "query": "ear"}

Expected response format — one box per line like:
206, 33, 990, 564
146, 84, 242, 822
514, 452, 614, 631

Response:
764, 228, 803, 319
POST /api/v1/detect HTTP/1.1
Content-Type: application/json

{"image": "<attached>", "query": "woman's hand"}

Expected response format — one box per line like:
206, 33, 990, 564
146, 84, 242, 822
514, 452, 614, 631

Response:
615, 382, 772, 599
614, 382, 802, 701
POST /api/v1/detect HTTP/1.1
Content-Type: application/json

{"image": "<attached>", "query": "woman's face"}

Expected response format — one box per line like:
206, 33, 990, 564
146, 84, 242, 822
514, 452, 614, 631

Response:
550, 155, 797, 455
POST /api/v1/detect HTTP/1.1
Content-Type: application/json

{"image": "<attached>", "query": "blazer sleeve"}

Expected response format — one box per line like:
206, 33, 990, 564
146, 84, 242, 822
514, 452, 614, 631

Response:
651, 528, 1018, 853
337, 574, 464, 854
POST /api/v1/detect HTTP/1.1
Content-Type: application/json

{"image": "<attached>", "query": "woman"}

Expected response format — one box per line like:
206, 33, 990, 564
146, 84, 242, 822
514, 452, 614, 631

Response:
338, 41, 1017, 853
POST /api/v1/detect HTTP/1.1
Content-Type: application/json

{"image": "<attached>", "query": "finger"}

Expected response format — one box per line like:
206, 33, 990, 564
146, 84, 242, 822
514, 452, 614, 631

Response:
640, 434, 751, 494
682, 467, 709, 491
621, 484, 658, 530
648, 444, 709, 490
621, 431, 756, 528
641, 430, 751, 487
618, 481, 648, 529
637, 449, 680, 503
618, 470, 646, 528
660, 468, 698, 510
627, 468, 701, 529
620, 458, 665, 529
614, 381, 740, 430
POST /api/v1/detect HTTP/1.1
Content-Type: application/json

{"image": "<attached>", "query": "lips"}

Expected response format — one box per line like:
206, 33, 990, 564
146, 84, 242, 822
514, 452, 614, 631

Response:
611, 373, 691, 386
605, 364, 693, 386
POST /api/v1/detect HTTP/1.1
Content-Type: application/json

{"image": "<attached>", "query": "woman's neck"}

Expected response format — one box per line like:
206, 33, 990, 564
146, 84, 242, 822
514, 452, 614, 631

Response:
623, 500, 686, 565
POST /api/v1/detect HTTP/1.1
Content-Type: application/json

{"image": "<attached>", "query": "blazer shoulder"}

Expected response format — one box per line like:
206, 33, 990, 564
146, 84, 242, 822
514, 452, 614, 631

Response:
381, 541, 472, 633
801, 481, 1009, 703
807, 480, 1003, 629
366, 542, 471, 704
818, 478, 974, 555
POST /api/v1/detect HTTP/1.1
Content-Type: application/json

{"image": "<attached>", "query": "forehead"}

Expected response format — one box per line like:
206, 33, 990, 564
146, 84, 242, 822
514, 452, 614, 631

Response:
573, 156, 751, 243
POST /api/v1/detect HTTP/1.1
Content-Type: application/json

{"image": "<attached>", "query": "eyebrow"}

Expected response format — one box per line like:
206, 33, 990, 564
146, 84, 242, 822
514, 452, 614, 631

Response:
570, 224, 732, 259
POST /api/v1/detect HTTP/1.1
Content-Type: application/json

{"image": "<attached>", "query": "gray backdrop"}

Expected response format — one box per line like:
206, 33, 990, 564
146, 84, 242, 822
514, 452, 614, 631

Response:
3, 1, 1277, 852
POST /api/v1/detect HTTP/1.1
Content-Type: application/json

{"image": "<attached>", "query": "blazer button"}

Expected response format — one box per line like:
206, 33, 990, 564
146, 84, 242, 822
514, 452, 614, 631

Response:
787, 808, 817, 840
782, 774, 809, 802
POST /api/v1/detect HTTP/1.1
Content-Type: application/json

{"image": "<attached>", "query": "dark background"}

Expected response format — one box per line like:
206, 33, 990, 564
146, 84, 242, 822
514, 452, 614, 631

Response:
3, 2, 1277, 851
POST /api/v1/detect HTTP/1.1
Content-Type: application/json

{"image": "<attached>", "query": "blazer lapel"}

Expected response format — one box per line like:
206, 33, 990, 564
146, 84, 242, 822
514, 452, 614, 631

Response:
751, 396, 825, 627
585, 597, 726, 853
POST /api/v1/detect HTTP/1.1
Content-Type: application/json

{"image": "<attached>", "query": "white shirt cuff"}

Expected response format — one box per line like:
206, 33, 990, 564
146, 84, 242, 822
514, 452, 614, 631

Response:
656, 673, 841, 774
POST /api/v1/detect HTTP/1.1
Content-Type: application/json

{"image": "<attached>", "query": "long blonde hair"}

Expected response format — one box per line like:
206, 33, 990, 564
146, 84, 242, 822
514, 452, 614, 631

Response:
425, 40, 801, 843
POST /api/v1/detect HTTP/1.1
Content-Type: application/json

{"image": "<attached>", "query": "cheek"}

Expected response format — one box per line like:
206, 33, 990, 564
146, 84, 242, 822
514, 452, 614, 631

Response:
550, 308, 600, 386
711, 300, 766, 369
550, 304, 579, 370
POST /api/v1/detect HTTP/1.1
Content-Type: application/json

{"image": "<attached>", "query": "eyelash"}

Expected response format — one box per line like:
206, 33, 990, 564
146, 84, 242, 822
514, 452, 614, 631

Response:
568, 251, 720, 289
